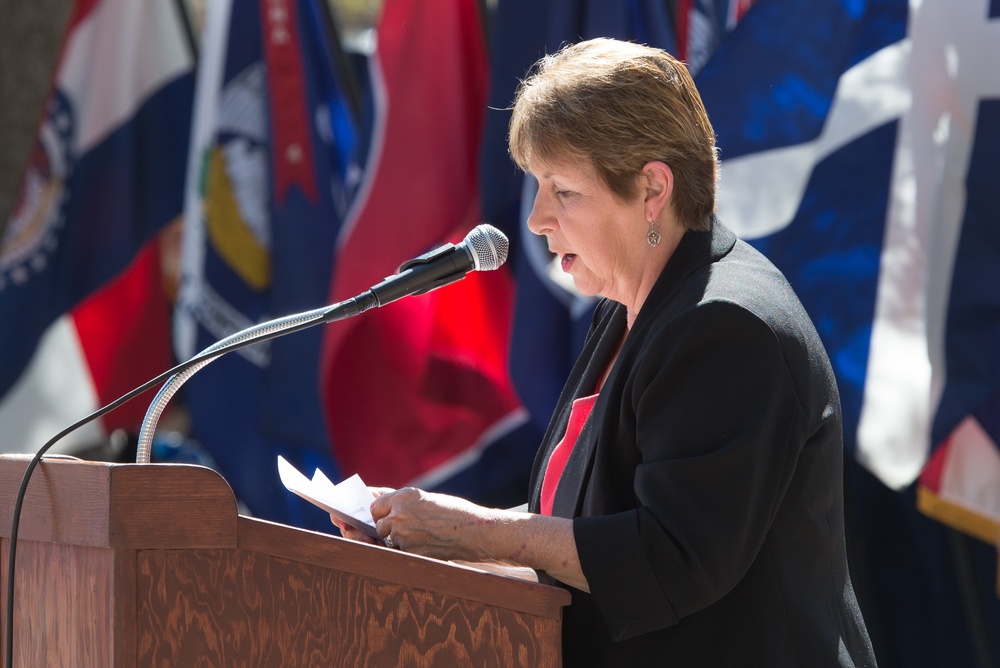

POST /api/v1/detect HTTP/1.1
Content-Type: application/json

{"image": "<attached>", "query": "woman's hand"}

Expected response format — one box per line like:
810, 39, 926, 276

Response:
330, 486, 395, 544
369, 487, 497, 561
336, 486, 590, 592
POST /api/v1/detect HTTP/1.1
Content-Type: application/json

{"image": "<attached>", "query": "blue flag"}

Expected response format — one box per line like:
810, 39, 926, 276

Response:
698, 0, 1000, 492
174, 0, 357, 529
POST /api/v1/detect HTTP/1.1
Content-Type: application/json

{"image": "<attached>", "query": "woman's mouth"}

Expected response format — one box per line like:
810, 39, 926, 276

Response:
561, 253, 577, 272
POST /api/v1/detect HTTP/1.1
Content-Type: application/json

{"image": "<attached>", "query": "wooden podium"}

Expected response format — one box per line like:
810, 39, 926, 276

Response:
0, 456, 570, 666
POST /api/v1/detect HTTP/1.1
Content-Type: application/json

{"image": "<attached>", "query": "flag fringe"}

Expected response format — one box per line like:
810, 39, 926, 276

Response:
916, 484, 1000, 596
916, 485, 1000, 546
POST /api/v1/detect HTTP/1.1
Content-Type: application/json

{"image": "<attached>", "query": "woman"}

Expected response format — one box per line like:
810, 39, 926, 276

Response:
334, 38, 876, 666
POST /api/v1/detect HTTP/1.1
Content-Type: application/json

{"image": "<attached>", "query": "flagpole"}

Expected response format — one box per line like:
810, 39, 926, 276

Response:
477, 0, 492, 52
949, 529, 996, 668
314, 0, 361, 124
170, 0, 199, 64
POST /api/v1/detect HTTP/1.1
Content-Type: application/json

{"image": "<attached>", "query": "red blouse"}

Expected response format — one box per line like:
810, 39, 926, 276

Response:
539, 392, 599, 515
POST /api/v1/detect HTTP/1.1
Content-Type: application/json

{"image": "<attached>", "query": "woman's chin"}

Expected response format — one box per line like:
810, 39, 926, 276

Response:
568, 278, 601, 299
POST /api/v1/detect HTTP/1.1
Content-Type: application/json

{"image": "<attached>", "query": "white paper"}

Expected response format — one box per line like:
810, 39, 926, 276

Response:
277, 456, 379, 539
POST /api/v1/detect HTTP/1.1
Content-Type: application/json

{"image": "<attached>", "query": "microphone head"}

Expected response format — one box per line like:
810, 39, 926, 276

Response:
463, 224, 509, 271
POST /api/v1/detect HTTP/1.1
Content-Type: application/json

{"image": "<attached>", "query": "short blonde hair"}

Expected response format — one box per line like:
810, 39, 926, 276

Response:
509, 38, 718, 231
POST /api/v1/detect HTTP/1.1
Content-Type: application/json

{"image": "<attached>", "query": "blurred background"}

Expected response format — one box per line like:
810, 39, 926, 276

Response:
2, 0, 998, 665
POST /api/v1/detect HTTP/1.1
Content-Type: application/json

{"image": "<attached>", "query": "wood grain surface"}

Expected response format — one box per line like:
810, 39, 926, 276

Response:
135, 548, 563, 667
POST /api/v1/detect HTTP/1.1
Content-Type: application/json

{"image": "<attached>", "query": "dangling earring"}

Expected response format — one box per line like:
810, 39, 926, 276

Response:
646, 217, 661, 247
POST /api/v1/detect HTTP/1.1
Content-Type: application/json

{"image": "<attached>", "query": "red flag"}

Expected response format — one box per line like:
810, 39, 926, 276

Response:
319, 0, 522, 487
72, 236, 173, 432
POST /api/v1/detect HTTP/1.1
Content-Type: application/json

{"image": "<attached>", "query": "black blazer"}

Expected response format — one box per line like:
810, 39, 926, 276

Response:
528, 220, 876, 667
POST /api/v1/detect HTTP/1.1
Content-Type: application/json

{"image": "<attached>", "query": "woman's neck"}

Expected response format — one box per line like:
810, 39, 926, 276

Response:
621, 223, 684, 328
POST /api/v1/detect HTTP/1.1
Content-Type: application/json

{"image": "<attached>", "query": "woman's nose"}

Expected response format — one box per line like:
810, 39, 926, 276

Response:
526, 191, 553, 236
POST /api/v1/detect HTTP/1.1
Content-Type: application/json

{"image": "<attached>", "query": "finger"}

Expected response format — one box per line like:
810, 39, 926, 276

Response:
368, 487, 396, 519
375, 517, 392, 542
370, 490, 398, 520
338, 526, 378, 544
331, 515, 377, 543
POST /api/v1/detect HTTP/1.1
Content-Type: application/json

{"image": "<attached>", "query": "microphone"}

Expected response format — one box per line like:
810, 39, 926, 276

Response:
364, 223, 509, 307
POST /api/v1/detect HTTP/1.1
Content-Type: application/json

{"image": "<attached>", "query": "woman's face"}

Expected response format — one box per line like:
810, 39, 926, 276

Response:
526, 156, 646, 303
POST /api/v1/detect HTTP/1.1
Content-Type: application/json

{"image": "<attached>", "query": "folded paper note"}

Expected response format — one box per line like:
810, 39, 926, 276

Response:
277, 455, 379, 539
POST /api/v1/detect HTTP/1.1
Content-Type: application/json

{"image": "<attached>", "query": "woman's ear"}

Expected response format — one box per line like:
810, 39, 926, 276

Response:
642, 160, 673, 221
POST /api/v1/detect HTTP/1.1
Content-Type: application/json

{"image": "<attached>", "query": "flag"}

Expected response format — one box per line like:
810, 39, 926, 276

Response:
477, 1, 680, 499
0, 0, 194, 454
916, 89, 1000, 546
699, 0, 1000, 510
698, 0, 911, 484
909, 2, 1000, 551
676, 0, 757, 74
174, 0, 357, 529
919, 391, 1000, 550
318, 0, 525, 502
695, 0, 1000, 663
